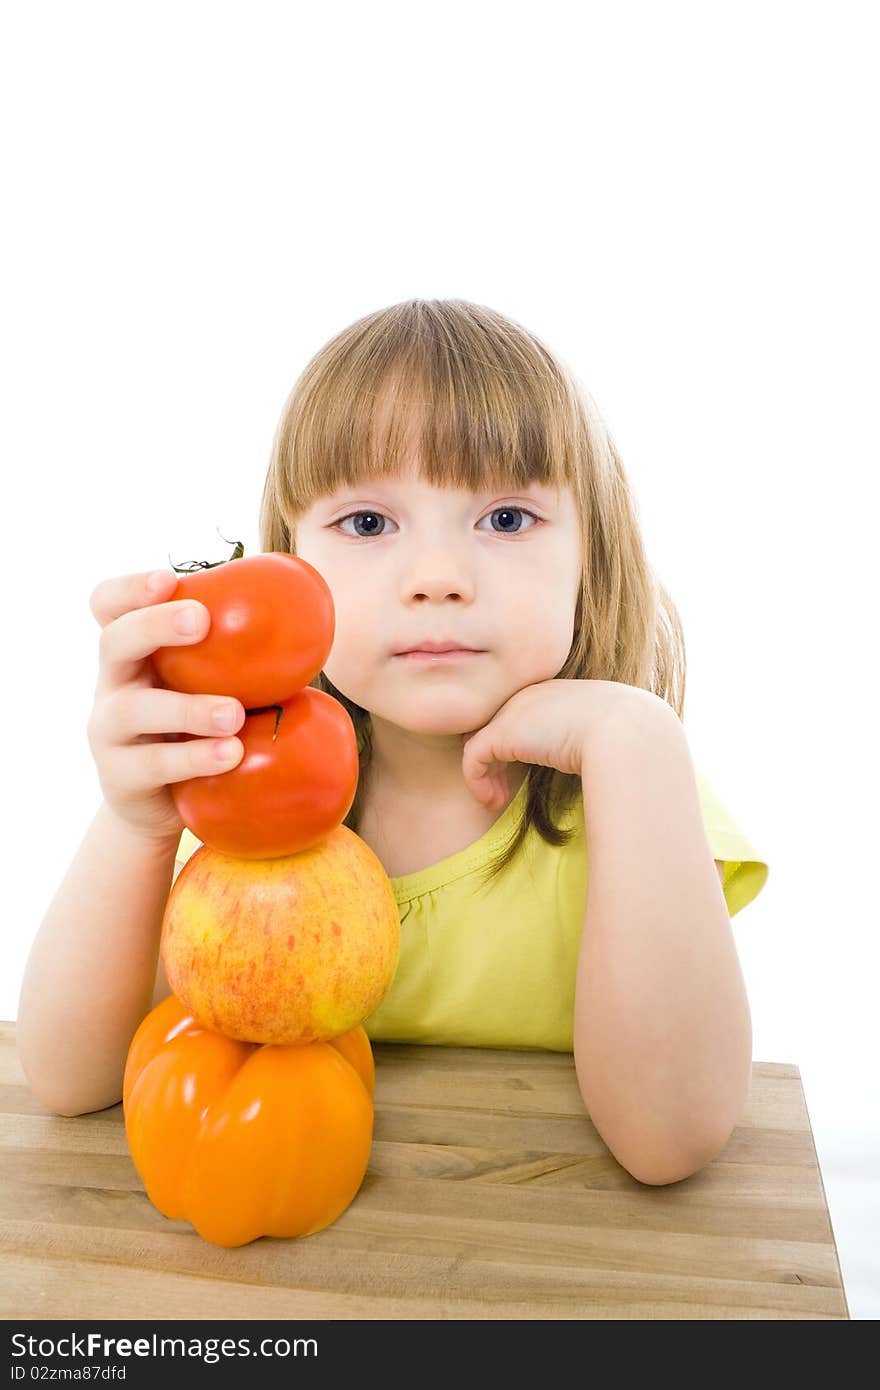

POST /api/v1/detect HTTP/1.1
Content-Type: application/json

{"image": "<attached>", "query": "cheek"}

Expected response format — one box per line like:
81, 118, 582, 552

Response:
312, 568, 369, 636
322, 593, 380, 686
506, 580, 576, 674
515, 628, 571, 681
327, 610, 367, 660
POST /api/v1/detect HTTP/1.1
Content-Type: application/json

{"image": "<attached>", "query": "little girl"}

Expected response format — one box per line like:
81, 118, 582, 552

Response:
17, 299, 768, 1185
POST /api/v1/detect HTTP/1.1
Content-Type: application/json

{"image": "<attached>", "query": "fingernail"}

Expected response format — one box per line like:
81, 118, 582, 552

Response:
146, 570, 170, 594
212, 704, 238, 732
175, 605, 200, 635
214, 738, 240, 761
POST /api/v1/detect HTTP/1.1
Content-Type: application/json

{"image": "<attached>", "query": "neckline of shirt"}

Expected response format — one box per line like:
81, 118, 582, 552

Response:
388, 773, 530, 904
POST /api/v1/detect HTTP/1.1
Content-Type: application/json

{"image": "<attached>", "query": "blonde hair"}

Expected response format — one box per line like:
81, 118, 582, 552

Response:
259, 298, 686, 891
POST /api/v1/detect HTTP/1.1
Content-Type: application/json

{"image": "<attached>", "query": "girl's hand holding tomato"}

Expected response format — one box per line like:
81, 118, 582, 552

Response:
147, 543, 356, 859
87, 568, 247, 847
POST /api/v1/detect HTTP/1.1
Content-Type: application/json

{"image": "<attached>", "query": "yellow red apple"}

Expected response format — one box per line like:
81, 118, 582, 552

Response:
161, 828, 400, 1045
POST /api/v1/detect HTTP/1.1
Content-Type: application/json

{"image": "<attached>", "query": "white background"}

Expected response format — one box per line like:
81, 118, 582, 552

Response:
2, 0, 877, 1318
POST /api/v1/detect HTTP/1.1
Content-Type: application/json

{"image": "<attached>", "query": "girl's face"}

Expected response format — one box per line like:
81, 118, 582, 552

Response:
293, 456, 583, 739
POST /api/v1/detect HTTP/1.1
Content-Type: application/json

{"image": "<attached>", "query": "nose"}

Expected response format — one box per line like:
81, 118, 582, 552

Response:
399, 545, 475, 604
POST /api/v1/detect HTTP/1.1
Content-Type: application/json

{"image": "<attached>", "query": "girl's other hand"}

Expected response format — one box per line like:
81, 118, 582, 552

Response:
86, 568, 246, 846
461, 677, 674, 810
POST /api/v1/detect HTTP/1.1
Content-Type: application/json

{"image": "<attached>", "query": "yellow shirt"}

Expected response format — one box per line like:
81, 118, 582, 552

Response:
174, 765, 768, 1054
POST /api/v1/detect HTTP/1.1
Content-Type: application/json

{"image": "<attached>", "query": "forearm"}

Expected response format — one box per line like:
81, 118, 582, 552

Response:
573, 701, 752, 1185
17, 801, 179, 1116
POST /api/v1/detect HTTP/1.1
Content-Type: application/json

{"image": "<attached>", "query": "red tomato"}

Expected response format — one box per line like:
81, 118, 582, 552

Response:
152, 552, 334, 709
171, 687, 360, 859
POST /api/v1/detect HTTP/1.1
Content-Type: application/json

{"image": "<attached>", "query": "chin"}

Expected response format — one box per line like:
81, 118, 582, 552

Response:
390, 711, 478, 735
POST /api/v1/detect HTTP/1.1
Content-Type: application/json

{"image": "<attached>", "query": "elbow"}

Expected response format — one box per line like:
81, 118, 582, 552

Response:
19, 1071, 80, 1118
19, 1066, 87, 1118
38, 1097, 89, 1119
575, 1066, 741, 1186
574, 1037, 751, 1188
17, 1050, 120, 1119
27, 1086, 121, 1119
612, 1121, 737, 1187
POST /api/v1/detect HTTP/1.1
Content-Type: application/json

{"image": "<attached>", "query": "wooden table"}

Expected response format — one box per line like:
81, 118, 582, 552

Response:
0, 1022, 849, 1320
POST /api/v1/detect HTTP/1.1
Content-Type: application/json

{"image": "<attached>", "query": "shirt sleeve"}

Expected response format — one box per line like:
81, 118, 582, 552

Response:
694, 766, 769, 919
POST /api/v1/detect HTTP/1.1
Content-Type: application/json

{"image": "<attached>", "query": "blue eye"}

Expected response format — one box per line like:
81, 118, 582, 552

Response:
478, 507, 541, 535
332, 511, 394, 538
331, 507, 541, 538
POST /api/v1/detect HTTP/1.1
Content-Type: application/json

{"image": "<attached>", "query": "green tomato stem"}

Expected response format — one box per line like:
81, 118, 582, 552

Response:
168, 530, 245, 573
244, 704, 284, 741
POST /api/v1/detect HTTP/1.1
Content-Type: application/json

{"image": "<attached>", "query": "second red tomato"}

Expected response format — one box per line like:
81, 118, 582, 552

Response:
171, 687, 359, 859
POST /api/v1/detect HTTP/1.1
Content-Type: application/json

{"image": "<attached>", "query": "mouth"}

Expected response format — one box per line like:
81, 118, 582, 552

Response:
394, 648, 484, 661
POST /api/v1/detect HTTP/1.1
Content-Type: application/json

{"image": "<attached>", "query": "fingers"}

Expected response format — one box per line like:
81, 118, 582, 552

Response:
99, 730, 245, 800
96, 593, 211, 694
88, 687, 247, 799
89, 568, 179, 629
462, 737, 508, 809
90, 687, 246, 746
86, 568, 246, 819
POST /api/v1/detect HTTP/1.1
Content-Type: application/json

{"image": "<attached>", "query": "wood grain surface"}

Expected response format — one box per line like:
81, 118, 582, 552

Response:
0, 1022, 849, 1320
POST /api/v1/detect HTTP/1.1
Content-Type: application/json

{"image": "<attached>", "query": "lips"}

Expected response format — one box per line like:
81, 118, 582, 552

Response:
395, 641, 481, 654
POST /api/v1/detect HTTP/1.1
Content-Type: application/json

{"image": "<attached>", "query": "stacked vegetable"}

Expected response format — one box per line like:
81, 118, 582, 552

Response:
122, 543, 400, 1247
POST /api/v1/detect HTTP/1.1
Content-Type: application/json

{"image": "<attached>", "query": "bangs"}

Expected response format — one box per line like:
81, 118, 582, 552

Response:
270, 300, 581, 526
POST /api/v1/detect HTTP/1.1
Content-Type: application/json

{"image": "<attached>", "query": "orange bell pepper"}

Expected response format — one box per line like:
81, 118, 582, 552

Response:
123, 993, 375, 1248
